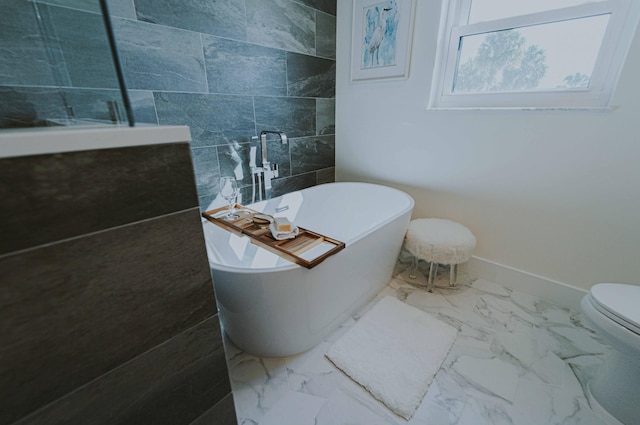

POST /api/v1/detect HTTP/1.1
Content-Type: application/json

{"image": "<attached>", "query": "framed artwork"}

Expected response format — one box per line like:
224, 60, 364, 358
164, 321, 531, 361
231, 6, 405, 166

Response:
351, 0, 416, 81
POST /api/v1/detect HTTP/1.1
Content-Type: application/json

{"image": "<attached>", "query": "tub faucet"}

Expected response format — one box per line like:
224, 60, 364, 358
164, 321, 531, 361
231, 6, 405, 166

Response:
259, 130, 288, 191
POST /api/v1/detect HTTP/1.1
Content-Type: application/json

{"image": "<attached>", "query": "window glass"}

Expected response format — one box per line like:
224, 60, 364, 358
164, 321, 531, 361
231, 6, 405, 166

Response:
453, 14, 610, 93
430, 0, 639, 108
468, 0, 605, 23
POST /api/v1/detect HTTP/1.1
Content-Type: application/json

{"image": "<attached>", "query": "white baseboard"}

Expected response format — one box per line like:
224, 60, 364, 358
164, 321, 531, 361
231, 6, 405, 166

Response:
467, 256, 587, 313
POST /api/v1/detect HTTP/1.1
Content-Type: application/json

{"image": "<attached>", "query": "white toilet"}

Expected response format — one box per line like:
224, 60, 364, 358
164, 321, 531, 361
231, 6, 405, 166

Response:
580, 283, 640, 425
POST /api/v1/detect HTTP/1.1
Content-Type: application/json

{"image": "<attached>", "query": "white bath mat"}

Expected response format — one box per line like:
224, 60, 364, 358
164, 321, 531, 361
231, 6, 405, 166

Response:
325, 296, 457, 420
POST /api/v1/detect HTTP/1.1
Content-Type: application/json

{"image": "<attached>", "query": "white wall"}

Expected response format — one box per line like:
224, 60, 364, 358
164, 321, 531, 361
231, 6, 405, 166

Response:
336, 1, 640, 292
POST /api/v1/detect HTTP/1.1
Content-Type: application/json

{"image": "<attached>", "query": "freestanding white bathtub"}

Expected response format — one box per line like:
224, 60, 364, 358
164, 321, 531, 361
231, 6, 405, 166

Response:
202, 182, 414, 357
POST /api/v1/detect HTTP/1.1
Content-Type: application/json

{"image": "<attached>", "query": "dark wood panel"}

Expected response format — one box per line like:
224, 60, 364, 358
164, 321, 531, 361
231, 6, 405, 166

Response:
0, 208, 216, 424
190, 393, 238, 425
18, 317, 231, 425
0, 143, 197, 255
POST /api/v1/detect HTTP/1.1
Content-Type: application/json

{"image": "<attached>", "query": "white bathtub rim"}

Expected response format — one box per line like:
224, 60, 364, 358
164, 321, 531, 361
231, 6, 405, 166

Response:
205, 182, 414, 274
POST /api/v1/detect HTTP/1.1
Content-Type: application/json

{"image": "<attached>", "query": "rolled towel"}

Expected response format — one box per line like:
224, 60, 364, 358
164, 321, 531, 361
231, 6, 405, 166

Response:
252, 213, 274, 225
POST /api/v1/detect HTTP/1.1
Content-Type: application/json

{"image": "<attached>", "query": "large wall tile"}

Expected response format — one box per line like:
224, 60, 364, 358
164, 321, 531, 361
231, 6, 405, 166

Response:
191, 146, 221, 199
287, 52, 335, 98
254, 96, 316, 138
154, 92, 255, 148
63, 87, 127, 122
135, 0, 246, 41
198, 179, 254, 211
113, 18, 207, 92
128, 89, 158, 124
108, 0, 137, 19
271, 172, 316, 197
0, 86, 68, 128
221, 135, 292, 193
0, 143, 197, 255
41, 0, 137, 19
258, 136, 291, 178
0, 209, 216, 425
316, 98, 335, 135
317, 167, 335, 184
18, 317, 231, 425
290, 134, 335, 174
47, 5, 119, 89
316, 11, 336, 59
295, 0, 336, 16
199, 192, 219, 213
217, 142, 259, 187
0, 1, 58, 87
203, 36, 286, 96
38, 0, 99, 11
246, 0, 316, 55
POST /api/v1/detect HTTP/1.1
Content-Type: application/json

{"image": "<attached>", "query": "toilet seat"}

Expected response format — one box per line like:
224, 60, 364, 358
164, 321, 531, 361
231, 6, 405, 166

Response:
589, 283, 640, 336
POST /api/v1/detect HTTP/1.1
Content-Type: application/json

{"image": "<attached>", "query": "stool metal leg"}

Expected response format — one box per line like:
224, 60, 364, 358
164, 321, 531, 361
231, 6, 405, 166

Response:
449, 264, 457, 287
427, 262, 437, 292
408, 256, 418, 280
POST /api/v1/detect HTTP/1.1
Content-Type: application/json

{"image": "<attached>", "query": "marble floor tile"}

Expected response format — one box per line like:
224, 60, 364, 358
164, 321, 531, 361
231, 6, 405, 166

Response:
224, 276, 612, 425
258, 391, 326, 425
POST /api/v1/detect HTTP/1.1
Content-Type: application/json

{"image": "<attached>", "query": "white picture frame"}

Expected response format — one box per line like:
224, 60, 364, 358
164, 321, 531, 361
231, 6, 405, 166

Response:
351, 0, 415, 82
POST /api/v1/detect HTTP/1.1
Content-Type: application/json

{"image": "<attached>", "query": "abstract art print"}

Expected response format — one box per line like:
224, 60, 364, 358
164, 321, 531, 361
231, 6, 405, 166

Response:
351, 0, 415, 81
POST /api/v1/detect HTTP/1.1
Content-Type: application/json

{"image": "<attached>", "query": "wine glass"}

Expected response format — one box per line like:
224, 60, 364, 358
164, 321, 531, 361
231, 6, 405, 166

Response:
219, 176, 239, 220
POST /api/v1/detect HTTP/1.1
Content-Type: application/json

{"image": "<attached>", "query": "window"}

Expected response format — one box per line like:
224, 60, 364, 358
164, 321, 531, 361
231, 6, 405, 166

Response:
429, 0, 640, 109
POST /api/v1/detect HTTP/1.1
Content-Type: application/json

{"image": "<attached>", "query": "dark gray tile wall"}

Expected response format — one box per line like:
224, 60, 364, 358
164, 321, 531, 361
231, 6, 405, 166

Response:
0, 143, 237, 425
113, 18, 209, 93
0, 0, 336, 206
286, 52, 336, 97
0, 0, 126, 126
290, 135, 335, 174
120, 0, 337, 208
0, 86, 67, 128
0, 1, 58, 87
135, 0, 247, 40
245, 0, 316, 54
295, 0, 336, 16
317, 10, 337, 59
46, 4, 120, 89
202, 36, 287, 96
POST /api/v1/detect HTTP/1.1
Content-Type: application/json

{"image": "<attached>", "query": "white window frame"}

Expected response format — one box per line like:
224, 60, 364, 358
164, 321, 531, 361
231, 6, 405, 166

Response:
429, 0, 640, 109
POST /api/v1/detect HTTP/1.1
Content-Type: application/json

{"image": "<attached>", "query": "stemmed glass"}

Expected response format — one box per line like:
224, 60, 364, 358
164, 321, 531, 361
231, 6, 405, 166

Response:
219, 176, 240, 220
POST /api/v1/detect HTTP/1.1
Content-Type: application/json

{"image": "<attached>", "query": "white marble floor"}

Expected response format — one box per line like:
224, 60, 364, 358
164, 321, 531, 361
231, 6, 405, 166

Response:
223, 274, 613, 425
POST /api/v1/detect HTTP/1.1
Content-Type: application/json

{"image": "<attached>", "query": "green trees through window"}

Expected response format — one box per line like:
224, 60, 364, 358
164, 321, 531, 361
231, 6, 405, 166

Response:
455, 30, 550, 93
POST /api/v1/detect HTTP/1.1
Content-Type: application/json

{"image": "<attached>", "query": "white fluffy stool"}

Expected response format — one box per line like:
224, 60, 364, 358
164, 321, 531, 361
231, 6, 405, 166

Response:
403, 218, 476, 292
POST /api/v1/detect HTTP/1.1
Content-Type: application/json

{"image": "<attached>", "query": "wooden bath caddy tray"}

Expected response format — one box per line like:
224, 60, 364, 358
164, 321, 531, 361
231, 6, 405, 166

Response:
202, 204, 345, 269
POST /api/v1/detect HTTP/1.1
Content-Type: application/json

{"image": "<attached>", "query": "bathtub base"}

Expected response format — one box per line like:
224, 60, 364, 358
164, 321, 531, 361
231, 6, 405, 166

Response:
214, 211, 409, 357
